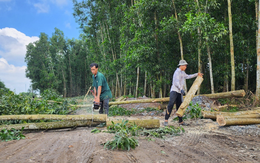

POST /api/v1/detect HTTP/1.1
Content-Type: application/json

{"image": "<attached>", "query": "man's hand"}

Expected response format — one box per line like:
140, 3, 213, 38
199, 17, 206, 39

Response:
198, 72, 204, 77
181, 89, 185, 95
94, 96, 100, 104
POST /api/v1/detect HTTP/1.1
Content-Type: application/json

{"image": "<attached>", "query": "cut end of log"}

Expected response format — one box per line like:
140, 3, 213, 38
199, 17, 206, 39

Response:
176, 109, 184, 117
217, 115, 226, 126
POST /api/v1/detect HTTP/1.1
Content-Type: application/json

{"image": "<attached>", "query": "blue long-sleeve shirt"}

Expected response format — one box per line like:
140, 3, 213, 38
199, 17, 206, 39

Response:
170, 68, 198, 93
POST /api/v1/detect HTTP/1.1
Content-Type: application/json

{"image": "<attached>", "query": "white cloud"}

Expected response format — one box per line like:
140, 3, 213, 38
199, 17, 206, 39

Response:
34, 2, 49, 13
65, 23, 71, 29
0, 28, 38, 93
0, 27, 39, 66
32, 0, 68, 13
0, 58, 31, 93
51, 0, 68, 7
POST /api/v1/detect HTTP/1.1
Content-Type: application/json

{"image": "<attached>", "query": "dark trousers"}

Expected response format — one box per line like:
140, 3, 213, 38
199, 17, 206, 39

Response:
165, 91, 183, 123
99, 98, 110, 115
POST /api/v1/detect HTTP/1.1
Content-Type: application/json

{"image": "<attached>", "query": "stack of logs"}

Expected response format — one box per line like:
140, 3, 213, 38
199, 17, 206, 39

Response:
202, 109, 260, 126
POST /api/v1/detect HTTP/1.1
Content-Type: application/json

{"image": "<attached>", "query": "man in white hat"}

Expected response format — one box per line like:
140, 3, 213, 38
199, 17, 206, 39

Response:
164, 60, 203, 126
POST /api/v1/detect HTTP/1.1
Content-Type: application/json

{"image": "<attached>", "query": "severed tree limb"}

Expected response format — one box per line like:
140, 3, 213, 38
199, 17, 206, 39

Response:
108, 90, 245, 106
217, 115, 260, 126
0, 120, 100, 130
176, 76, 204, 117
0, 114, 107, 122
202, 110, 260, 119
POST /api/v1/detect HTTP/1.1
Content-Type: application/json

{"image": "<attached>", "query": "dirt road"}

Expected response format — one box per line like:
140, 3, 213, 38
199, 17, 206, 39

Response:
0, 118, 259, 163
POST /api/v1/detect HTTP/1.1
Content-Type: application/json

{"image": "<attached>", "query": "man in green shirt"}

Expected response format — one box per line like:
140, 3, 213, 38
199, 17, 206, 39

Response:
90, 63, 112, 114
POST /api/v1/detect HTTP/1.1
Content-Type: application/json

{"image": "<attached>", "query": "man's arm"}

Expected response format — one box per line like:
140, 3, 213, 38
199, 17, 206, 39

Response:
184, 72, 203, 79
95, 86, 102, 103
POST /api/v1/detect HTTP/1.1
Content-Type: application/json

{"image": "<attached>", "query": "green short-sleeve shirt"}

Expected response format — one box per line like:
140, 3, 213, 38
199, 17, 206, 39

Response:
92, 71, 112, 101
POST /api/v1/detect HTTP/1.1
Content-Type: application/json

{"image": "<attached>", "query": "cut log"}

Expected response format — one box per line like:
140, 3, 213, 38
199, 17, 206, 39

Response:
176, 76, 204, 117
65, 90, 246, 107
202, 90, 245, 99
0, 114, 107, 122
217, 115, 260, 126
106, 119, 160, 129
0, 120, 100, 130
202, 110, 260, 119
108, 90, 246, 106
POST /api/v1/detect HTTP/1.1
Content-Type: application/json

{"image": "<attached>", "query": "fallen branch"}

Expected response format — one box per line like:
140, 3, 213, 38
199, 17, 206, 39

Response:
108, 90, 245, 106
217, 115, 260, 126
202, 109, 260, 119
0, 120, 100, 130
176, 76, 204, 117
0, 114, 107, 122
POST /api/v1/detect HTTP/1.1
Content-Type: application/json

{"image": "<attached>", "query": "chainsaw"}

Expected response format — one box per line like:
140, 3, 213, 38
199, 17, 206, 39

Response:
92, 101, 102, 112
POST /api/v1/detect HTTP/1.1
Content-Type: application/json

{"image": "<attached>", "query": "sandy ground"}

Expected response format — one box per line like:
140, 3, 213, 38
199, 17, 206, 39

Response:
0, 113, 260, 163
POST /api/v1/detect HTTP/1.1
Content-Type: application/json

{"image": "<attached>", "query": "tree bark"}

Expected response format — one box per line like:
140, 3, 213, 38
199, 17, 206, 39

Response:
0, 114, 107, 122
207, 45, 214, 94
217, 115, 260, 126
228, 0, 235, 91
202, 109, 260, 119
256, 0, 260, 99
135, 67, 139, 98
176, 76, 204, 117
0, 121, 100, 130
106, 119, 160, 129
108, 90, 246, 105
144, 70, 147, 96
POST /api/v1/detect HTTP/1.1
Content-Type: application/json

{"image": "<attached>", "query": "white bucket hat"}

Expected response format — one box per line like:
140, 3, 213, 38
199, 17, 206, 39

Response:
178, 60, 188, 66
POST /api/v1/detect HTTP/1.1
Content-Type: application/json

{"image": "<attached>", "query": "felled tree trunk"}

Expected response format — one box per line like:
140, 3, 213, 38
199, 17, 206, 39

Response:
0, 120, 100, 130
217, 115, 260, 126
108, 90, 245, 106
176, 76, 204, 117
106, 119, 160, 129
202, 110, 260, 119
0, 114, 107, 122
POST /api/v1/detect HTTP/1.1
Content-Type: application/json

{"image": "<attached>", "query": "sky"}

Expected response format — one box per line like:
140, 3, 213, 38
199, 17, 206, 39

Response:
0, 0, 82, 94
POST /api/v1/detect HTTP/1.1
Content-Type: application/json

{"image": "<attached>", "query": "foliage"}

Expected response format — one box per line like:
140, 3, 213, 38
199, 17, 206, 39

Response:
187, 103, 202, 119
108, 106, 163, 117
41, 89, 61, 100
0, 127, 25, 142
24, 0, 258, 99
91, 128, 101, 133
104, 120, 139, 150
142, 126, 185, 139
108, 107, 135, 116
0, 90, 76, 125
103, 120, 184, 150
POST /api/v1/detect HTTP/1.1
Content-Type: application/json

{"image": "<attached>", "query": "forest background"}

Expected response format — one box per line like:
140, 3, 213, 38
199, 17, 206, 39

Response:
21, 0, 260, 99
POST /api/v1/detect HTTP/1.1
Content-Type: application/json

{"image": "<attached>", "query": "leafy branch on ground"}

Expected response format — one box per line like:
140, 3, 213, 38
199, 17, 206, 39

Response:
0, 89, 77, 125
0, 127, 25, 141
96, 120, 184, 151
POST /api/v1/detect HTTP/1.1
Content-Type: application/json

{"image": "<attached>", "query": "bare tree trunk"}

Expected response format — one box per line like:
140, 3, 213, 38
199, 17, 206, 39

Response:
68, 54, 73, 96
228, 0, 235, 91
195, 0, 202, 95
207, 45, 214, 94
159, 73, 163, 98
256, 0, 260, 99
61, 68, 66, 98
144, 70, 147, 96
135, 67, 139, 98
124, 74, 126, 96
172, 0, 184, 60
197, 28, 202, 95
129, 81, 132, 96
